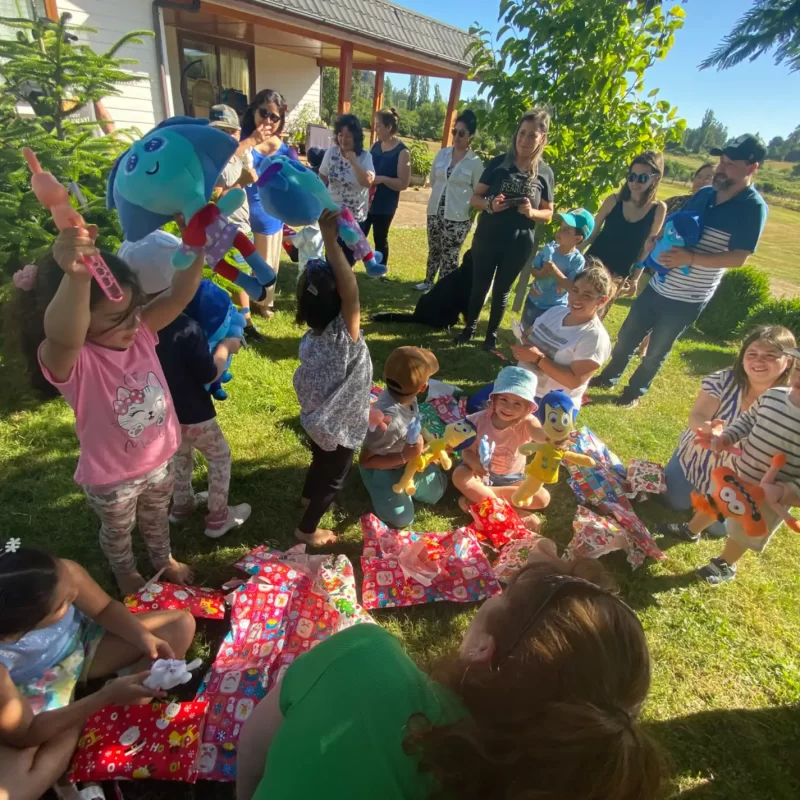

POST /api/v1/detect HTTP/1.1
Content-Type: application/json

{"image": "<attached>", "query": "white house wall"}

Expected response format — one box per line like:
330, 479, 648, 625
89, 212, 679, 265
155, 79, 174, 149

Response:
57, 0, 164, 132
253, 46, 321, 129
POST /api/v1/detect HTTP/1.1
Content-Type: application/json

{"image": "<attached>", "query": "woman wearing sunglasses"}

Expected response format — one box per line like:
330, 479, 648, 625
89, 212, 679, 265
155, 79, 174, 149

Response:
240, 89, 297, 318
236, 551, 662, 800
416, 109, 483, 292
582, 151, 667, 318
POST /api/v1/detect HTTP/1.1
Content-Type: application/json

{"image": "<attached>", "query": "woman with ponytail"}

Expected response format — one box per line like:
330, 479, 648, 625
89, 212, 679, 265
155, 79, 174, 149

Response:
456, 107, 555, 350
236, 546, 663, 800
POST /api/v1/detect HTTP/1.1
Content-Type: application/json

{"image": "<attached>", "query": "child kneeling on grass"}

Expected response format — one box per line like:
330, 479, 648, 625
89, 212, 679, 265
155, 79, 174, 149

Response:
359, 346, 445, 528
293, 210, 373, 545
692, 351, 800, 585
16, 227, 203, 594
119, 233, 251, 539
0, 547, 194, 780
453, 366, 548, 519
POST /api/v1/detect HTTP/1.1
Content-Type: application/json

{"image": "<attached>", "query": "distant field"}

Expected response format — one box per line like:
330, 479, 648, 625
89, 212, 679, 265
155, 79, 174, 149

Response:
668, 152, 797, 175
658, 183, 799, 297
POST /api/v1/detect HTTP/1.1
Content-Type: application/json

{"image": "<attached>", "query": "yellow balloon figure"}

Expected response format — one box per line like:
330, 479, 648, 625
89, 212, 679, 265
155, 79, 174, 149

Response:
512, 391, 595, 507
393, 419, 478, 496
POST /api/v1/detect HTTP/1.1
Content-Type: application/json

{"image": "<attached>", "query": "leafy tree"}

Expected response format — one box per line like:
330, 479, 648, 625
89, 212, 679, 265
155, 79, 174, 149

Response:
416, 100, 446, 140
321, 66, 339, 123
433, 83, 443, 104
384, 76, 394, 108
419, 75, 430, 105
467, 0, 686, 215
0, 9, 151, 271
768, 135, 788, 160
684, 108, 728, 153
701, 0, 800, 73
407, 75, 419, 110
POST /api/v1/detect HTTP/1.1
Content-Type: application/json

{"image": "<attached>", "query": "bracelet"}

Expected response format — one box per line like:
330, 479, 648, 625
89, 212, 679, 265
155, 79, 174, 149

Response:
485, 195, 495, 214
535, 353, 545, 366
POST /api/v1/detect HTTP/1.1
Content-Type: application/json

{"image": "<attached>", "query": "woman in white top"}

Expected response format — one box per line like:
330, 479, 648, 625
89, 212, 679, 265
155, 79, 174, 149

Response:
320, 114, 375, 221
512, 261, 613, 408
416, 110, 484, 292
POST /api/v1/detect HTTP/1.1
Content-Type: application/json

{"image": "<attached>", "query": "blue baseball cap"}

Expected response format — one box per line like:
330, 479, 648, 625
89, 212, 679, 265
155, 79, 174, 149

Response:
490, 366, 538, 405
558, 208, 594, 239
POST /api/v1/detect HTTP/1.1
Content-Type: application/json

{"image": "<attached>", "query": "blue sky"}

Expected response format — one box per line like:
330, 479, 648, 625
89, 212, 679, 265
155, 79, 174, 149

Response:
388, 0, 799, 142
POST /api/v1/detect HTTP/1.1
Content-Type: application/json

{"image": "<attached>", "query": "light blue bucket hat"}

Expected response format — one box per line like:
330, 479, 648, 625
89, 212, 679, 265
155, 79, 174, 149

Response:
490, 366, 538, 405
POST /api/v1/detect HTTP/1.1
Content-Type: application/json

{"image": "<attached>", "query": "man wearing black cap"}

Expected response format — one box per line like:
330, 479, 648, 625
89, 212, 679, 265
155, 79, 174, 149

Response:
595, 134, 769, 408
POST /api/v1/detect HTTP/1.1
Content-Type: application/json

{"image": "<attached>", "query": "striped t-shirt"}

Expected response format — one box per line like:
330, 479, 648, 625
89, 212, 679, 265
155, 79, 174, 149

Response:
724, 387, 800, 495
651, 184, 768, 304
676, 369, 743, 494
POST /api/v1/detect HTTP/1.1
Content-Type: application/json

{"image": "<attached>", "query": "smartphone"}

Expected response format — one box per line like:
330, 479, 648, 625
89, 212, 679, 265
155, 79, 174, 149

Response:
505, 196, 526, 206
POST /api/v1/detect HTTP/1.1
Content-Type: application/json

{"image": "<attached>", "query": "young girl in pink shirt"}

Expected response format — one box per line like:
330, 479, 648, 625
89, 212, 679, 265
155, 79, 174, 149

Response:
16, 225, 204, 594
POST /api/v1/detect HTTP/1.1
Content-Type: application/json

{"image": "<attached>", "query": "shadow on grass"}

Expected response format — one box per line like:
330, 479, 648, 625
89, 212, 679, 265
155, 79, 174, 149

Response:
649, 705, 800, 799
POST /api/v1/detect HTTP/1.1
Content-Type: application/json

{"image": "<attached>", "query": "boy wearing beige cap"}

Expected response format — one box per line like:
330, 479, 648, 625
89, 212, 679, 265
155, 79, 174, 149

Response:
359, 346, 447, 527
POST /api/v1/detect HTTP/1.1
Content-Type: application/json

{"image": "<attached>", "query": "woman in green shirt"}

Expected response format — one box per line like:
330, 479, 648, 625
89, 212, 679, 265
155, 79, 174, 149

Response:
236, 552, 662, 800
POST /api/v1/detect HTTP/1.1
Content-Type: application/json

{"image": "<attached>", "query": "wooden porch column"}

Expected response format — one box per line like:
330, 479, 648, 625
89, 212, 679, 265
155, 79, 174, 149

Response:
441, 77, 462, 148
369, 69, 385, 145
338, 42, 353, 115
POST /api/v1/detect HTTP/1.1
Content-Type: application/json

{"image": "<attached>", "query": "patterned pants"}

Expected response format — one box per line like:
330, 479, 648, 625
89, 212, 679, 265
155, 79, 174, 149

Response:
172, 418, 231, 526
425, 208, 472, 284
83, 460, 174, 576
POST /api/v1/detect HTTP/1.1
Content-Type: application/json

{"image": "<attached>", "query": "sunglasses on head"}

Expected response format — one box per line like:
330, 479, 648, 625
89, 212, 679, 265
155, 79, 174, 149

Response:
452, 128, 468, 138
627, 172, 659, 184
257, 108, 281, 124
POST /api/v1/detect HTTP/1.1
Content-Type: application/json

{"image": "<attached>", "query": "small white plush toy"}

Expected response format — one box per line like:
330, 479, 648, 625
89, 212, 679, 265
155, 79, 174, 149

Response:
143, 658, 203, 692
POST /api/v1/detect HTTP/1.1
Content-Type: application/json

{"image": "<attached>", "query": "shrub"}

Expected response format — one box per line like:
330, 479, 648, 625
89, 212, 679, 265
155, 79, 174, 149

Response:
408, 139, 433, 181
285, 103, 323, 150
740, 298, 800, 339
695, 267, 771, 341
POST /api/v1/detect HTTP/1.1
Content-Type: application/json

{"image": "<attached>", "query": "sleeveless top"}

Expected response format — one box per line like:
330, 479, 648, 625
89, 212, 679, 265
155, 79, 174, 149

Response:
369, 141, 408, 215
247, 142, 295, 236
587, 198, 657, 278
0, 605, 82, 684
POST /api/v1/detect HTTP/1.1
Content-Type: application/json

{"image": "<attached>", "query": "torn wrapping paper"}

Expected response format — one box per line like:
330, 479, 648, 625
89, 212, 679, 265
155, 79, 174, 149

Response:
426, 378, 461, 400
124, 583, 226, 620
419, 400, 446, 439
428, 393, 468, 425
492, 537, 543, 582
467, 497, 532, 550
196, 549, 372, 781
68, 701, 207, 784
626, 459, 667, 501
564, 506, 633, 562
566, 427, 665, 568
361, 514, 501, 609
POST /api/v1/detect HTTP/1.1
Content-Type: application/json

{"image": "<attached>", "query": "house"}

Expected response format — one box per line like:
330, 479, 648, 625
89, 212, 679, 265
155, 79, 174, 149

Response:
41, 0, 474, 146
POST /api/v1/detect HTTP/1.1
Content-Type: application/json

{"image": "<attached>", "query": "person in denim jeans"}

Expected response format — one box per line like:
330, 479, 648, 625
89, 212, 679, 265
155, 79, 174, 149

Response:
592, 135, 769, 408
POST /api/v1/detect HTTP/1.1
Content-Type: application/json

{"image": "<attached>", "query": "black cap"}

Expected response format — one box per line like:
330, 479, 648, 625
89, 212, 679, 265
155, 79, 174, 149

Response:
710, 134, 766, 165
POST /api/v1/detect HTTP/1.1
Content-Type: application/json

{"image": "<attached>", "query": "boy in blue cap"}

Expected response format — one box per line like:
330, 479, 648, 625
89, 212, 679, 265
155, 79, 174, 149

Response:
521, 208, 594, 333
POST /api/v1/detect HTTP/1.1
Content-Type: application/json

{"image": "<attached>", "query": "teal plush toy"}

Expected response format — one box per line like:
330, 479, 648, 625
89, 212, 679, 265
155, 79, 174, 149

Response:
108, 117, 276, 301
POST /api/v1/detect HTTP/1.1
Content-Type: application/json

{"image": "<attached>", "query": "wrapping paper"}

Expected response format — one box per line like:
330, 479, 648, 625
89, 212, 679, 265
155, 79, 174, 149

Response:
566, 427, 665, 568
196, 549, 372, 781
361, 514, 501, 609
564, 506, 632, 562
467, 497, 532, 550
68, 701, 207, 783
492, 537, 543, 582
626, 459, 667, 500
124, 583, 226, 620
428, 393, 468, 425
419, 400, 446, 439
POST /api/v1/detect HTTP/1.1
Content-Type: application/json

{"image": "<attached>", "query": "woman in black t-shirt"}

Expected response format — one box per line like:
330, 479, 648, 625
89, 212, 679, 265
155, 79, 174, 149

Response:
455, 107, 555, 349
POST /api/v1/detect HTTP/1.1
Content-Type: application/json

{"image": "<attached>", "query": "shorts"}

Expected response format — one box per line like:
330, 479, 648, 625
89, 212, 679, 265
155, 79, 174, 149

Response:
489, 472, 524, 487
726, 504, 781, 553
17, 615, 105, 715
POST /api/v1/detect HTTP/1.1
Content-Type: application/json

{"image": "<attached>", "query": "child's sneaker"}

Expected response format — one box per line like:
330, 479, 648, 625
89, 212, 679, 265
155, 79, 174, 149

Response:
204, 503, 251, 539
169, 492, 208, 524
657, 521, 700, 543
696, 557, 736, 586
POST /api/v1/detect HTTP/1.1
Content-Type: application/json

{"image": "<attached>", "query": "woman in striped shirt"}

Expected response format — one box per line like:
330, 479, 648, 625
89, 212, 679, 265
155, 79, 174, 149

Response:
659, 325, 795, 541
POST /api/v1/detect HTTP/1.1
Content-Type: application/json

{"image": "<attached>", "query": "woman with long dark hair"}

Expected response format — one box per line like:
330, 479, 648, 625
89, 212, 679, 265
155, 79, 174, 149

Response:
455, 107, 555, 350
235, 555, 662, 799
581, 150, 667, 318
239, 88, 296, 317
365, 107, 410, 266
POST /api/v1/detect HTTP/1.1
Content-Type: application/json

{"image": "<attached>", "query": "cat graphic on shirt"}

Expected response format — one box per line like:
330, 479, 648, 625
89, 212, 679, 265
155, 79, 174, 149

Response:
113, 372, 167, 439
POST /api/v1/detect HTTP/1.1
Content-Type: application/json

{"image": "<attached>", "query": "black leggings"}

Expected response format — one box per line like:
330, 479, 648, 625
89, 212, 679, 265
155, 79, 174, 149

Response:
298, 441, 355, 534
362, 212, 395, 265
465, 231, 535, 339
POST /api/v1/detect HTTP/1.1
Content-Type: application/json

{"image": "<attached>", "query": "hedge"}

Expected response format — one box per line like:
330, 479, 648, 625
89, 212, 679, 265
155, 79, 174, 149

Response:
740, 298, 800, 340
695, 267, 771, 341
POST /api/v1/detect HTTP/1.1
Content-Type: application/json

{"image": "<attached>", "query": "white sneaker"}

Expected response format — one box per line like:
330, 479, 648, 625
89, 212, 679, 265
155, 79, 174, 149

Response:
414, 281, 432, 292
204, 503, 251, 539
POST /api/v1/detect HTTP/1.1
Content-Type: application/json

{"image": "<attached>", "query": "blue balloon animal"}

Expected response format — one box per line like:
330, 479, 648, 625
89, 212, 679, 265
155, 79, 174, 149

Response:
184, 280, 246, 401
644, 211, 704, 281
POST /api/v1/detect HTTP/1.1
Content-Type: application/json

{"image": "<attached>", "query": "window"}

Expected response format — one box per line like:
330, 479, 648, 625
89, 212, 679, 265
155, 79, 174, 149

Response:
178, 33, 253, 119
0, 1, 47, 41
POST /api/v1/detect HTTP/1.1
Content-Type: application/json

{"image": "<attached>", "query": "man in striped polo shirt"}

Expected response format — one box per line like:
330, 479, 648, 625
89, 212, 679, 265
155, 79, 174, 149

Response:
593, 134, 769, 408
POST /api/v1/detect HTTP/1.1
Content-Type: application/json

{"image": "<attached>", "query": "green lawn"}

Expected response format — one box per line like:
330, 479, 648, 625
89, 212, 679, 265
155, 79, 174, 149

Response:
1, 229, 800, 799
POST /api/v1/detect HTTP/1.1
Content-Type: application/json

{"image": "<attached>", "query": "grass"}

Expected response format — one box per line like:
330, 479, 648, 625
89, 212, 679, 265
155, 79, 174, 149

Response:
667, 152, 798, 176
2, 229, 800, 799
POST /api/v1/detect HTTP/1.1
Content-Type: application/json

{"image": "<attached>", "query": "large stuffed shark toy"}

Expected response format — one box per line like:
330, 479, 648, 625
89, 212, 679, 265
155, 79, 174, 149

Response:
107, 116, 276, 300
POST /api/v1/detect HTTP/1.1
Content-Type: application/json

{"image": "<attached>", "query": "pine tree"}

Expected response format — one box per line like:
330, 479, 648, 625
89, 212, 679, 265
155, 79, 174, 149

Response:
433, 83, 443, 104
384, 77, 394, 108
419, 76, 430, 105
0, 10, 152, 270
407, 75, 419, 111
